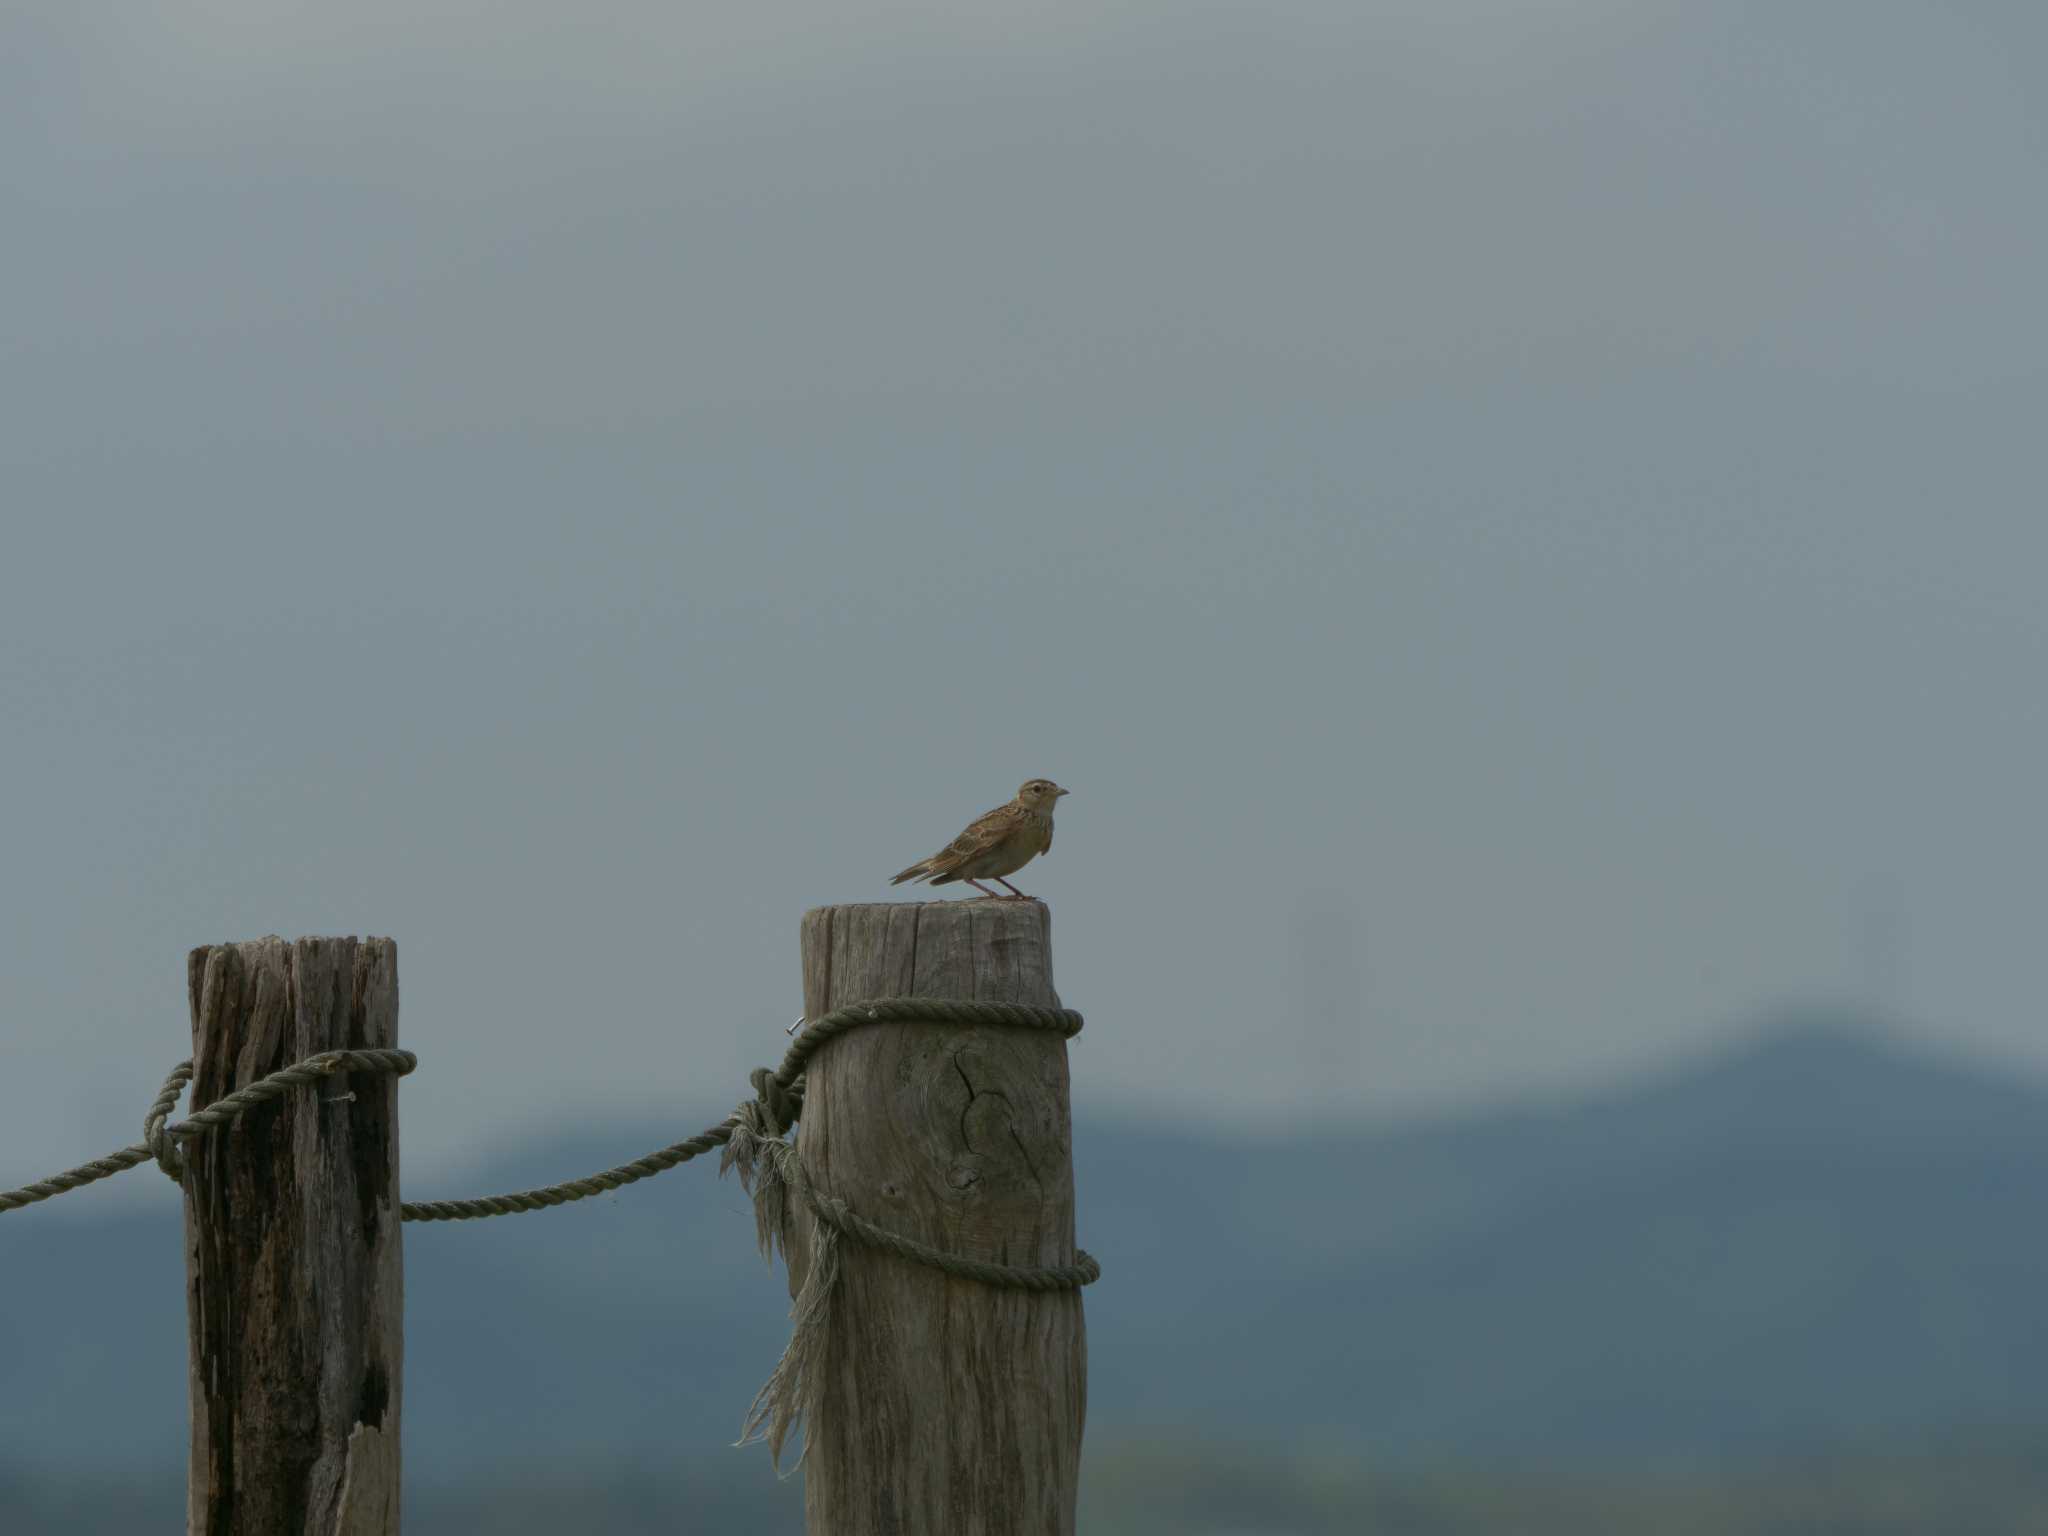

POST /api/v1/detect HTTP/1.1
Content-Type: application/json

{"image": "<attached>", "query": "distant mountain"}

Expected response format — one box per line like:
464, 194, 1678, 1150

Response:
7, 1011, 2047, 1484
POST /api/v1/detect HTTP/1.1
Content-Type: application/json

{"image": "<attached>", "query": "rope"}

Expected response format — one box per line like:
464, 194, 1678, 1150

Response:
0, 1003, 1096, 1288
812, 1195, 1101, 1291
400, 998, 1082, 1223
400, 1121, 739, 1221
0, 995, 1093, 1474
0, 1051, 416, 1214
725, 1094, 1095, 1472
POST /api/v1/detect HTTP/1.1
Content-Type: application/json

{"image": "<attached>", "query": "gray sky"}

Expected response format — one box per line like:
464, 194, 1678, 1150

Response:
5, 1, 2046, 1199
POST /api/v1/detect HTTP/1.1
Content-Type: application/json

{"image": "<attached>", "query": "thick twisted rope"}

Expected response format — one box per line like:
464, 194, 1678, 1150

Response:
0, 1051, 417, 1214
1, 995, 1095, 1472
811, 1195, 1101, 1290
724, 1070, 1096, 1472
1, 1002, 1095, 1285
400, 1121, 741, 1221
400, 998, 1081, 1222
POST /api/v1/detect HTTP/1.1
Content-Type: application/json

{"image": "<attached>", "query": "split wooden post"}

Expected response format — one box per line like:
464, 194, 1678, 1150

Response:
792, 899, 1087, 1535
183, 936, 404, 1536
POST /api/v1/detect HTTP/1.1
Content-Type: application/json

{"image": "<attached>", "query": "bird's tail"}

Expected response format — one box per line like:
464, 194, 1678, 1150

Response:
890, 861, 932, 885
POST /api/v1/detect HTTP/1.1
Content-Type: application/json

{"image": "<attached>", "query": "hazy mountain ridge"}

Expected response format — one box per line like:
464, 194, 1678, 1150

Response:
7, 1013, 2045, 1483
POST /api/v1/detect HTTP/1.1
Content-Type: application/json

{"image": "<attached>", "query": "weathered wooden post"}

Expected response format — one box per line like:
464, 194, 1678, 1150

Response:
791, 899, 1087, 1534
183, 936, 403, 1536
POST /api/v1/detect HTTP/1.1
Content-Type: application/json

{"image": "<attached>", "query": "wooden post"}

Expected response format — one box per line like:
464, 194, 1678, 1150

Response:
793, 900, 1086, 1535
184, 936, 403, 1536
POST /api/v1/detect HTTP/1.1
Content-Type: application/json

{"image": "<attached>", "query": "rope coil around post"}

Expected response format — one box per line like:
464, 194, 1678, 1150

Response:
0, 995, 1095, 1475
718, 998, 1093, 1471
400, 998, 1086, 1225
810, 1195, 1101, 1291
3, 1001, 1097, 1293
0, 1050, 418, 1214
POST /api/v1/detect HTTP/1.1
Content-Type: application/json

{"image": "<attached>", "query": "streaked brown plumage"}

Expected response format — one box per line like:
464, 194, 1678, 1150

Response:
890, 779, 1070, 900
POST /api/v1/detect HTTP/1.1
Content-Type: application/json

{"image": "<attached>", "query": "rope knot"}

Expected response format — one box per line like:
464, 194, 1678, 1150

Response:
748, 1067, 802, 1137
142, 1059, 194, 1185
145, 1120, 183, 1182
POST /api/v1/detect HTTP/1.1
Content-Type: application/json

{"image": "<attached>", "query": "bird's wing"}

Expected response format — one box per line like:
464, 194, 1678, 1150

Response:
935, 804, 1025, 869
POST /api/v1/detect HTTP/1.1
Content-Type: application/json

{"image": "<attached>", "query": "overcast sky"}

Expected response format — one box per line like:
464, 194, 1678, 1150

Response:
5, 2, 2045, 1203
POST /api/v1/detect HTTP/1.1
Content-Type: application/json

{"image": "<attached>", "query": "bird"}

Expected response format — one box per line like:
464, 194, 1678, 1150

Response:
890, 779, 1070, 900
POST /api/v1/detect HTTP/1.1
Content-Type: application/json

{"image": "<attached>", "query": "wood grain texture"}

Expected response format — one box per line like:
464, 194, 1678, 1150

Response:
795, 900, 1086, 1535
184, 936, 403, 1536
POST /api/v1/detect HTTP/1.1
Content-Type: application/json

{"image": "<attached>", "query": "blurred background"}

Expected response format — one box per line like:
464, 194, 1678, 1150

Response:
5, 2, 2046, 1530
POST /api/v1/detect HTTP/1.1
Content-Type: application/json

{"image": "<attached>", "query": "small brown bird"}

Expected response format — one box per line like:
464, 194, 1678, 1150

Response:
890, 779, 1070, 900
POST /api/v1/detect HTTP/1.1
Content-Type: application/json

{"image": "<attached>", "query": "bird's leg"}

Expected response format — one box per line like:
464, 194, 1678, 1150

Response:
962, 878, 1004, 899
993, 877, 1032, 900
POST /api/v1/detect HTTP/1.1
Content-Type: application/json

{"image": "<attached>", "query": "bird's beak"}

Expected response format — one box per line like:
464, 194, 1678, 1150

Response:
1057, 787, 1071, 797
